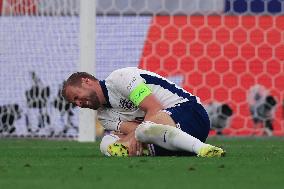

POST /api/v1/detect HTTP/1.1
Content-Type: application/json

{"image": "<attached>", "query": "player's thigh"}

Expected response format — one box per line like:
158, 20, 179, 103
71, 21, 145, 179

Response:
145, 111, 176, 127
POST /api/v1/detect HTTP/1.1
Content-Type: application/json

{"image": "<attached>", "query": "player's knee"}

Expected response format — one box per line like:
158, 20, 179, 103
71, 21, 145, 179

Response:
146, 111, 176, 127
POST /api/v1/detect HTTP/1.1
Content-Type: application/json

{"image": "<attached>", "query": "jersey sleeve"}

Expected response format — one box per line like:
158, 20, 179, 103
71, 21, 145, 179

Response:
98, 118, 122, 131
107, 67, 152, 106
98, 109, 122, 131
98, 107, 146, 131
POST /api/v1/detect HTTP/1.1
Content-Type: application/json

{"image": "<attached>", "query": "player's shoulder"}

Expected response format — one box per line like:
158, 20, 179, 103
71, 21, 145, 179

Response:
105, 67, 165, 86
106, 67, 142, 80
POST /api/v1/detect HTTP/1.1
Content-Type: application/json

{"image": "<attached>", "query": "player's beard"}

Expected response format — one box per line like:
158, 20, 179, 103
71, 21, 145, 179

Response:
89, 91, 101, 110
82, 91, 100, 110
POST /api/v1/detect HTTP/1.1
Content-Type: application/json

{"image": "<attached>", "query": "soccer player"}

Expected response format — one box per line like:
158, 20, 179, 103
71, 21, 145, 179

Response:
62, 67, 225, 157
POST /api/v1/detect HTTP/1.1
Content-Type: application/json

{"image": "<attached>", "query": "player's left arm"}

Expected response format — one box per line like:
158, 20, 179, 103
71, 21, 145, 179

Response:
129, 82, 176, 126
138, 94, 164, 120
128, 81, 165, 121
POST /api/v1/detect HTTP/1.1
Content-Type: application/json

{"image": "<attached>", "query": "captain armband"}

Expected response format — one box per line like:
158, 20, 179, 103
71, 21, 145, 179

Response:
129, 83, 152, 106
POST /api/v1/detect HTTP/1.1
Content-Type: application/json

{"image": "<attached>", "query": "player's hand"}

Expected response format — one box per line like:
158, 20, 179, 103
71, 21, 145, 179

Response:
128, 132, 143, 156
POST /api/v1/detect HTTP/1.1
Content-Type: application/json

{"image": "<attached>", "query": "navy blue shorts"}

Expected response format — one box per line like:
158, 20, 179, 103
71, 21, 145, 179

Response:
151, 102, 210, 156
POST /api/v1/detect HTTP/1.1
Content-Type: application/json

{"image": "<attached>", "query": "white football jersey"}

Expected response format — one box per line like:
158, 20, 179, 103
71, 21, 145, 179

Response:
97, 67, 200, 131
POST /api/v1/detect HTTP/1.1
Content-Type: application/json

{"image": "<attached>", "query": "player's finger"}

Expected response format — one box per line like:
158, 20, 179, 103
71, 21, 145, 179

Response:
136, 141, 143, 156
136, 142, 140, 156
129, 140, 137, 156
139, 142, 144, 155
129, 143, 134, 156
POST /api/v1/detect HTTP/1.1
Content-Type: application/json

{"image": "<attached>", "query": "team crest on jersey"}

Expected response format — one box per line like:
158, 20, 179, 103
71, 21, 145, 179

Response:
119, 98, 136, 110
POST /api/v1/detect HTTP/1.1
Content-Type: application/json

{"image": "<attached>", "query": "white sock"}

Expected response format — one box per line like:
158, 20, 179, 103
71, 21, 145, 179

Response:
135, 121, 206, 154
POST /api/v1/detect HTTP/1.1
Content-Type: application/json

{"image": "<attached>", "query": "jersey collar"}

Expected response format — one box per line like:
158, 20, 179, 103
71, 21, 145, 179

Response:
99, 80, 112, 108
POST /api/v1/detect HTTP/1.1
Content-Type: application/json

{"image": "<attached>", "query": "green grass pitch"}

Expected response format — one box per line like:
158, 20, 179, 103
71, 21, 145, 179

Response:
0, 137, 283, 189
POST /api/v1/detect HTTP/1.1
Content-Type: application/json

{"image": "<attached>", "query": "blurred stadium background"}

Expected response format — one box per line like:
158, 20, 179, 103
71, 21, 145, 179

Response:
0, 0, 283, 140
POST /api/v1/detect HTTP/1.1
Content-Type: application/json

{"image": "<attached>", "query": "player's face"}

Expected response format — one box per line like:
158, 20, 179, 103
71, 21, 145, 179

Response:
65, 85, 101, 110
